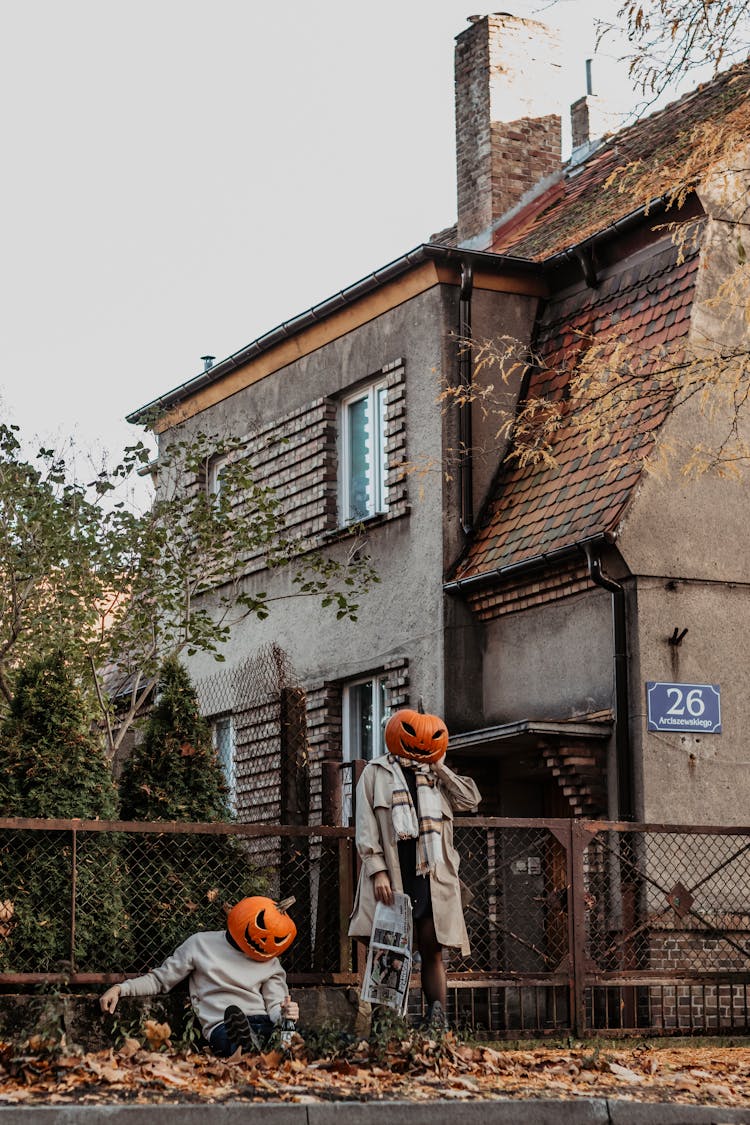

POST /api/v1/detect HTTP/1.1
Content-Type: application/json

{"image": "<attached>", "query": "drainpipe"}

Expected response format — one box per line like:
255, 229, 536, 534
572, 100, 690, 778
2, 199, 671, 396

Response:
458, 262, 474, 536
584, 544, 634, 820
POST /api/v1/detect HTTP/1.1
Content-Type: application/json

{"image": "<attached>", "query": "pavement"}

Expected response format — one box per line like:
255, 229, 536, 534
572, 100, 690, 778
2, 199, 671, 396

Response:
1, 1101, 750, 1123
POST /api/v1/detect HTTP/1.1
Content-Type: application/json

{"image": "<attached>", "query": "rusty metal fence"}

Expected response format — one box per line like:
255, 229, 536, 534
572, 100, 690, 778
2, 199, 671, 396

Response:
2, 816, 750, 1037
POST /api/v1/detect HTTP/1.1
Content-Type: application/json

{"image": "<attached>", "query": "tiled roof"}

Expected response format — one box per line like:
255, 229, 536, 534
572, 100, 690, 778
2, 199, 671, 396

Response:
489, 62, 750, 260
454, 236, 702, 580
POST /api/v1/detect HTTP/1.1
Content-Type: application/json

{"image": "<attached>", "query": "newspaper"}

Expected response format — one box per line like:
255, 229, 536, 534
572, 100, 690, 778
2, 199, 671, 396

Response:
360, 892, 413, 1014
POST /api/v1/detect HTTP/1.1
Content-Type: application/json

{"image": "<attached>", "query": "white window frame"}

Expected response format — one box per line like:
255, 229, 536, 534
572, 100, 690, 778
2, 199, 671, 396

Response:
211, 714, 236, 810
207, 453, 228, 505
339, 378, 388, 525
342, 673, 389, 763
341, 673, 389, 826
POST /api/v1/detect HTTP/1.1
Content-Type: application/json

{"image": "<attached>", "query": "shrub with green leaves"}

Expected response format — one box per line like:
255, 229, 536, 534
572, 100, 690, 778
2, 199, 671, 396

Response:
118, 658, 265, 969
0, 653, 128, 971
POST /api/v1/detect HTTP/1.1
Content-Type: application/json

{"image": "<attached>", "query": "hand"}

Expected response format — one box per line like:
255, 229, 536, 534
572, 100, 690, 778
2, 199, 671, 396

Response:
100, 985, 121, 1014
430, 757, 448, 778
373, 871, 394, 905
280, 995, 299, 1021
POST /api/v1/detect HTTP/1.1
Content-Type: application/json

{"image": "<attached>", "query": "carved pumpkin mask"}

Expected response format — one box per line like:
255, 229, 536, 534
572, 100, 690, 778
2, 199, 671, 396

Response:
226, 896, 297, 962
385, 708, 449, 765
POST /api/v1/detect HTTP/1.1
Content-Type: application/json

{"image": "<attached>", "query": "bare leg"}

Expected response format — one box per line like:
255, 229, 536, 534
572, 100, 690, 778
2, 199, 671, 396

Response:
415, 916, 446, 1008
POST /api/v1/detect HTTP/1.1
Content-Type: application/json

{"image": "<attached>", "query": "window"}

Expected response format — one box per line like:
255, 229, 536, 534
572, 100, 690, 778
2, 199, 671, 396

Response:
211, 715, 235, 809
207, 454, 228, 505
342, 674, 388, 763
339, 379, 388, 523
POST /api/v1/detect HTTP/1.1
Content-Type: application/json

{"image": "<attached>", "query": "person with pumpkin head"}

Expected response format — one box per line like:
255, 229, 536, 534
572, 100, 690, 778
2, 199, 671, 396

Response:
99, 896, 299, 1056
348, 704, 480, 1029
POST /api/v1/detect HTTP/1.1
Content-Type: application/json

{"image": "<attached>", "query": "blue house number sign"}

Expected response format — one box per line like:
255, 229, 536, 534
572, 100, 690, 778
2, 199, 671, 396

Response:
646, 682, 722, 733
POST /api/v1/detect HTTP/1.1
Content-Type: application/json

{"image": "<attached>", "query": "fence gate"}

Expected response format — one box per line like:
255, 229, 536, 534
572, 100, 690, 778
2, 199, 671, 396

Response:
574, 821, 750, 1035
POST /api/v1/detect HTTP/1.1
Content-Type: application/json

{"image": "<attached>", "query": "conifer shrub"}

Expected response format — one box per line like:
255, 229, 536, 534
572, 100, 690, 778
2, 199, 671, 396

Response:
118, 657, 265, 969
0, 653, 128, 972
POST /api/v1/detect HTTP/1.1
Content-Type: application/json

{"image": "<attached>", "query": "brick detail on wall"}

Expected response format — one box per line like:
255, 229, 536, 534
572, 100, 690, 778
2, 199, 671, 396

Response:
305, 682, 342, 824
221, 359, 409, 577
465, 559, 593, 621
233, 701, 281, 824
304, 657, 410, 825
382, 359, 408, 516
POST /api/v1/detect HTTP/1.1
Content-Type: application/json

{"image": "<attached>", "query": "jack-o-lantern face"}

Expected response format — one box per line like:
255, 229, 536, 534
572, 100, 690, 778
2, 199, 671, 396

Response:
227, 896, 297, 962
385, 708, 449, 765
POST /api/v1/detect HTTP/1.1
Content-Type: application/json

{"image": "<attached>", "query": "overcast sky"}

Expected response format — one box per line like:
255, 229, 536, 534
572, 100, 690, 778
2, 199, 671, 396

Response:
1, 0, 683, 475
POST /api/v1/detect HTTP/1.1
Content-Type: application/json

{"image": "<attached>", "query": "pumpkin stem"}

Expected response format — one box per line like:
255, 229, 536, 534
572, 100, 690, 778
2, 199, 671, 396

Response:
418, 696, 425, 713
277, 896, 296, 914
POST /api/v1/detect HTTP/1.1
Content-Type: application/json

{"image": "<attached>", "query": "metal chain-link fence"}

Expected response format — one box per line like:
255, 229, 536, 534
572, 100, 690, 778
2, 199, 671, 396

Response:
5, 817, 750, 1037
0, 821, 352, 980
581, 824, 750, 1032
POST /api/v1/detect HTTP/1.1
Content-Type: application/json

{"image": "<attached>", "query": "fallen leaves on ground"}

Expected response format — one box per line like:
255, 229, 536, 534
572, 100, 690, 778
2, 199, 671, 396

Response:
3, 1035, 750, 1106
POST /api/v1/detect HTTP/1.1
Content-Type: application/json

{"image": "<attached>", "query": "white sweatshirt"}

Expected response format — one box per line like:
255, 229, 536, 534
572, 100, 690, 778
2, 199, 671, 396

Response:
118, 930, 289, 1037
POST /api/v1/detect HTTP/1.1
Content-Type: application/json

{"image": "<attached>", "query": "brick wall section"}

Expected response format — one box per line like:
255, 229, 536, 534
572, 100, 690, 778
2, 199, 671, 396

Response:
224, 360, 408, 576
382, 359, 408, 517
305, 682, 342, 824
304, 657, 410, 825
455, 14, 561, 244
465, 558, 593, 621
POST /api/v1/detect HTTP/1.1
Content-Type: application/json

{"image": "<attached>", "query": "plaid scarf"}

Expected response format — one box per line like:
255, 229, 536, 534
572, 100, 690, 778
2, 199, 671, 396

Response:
388, 755, 444, 875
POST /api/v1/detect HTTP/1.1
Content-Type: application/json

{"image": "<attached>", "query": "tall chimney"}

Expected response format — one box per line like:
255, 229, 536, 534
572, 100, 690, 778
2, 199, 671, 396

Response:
455, 13, 562, 247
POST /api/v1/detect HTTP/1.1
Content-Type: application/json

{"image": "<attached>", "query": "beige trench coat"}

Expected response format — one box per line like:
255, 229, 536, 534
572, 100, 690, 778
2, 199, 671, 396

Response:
347, 755, 481, 956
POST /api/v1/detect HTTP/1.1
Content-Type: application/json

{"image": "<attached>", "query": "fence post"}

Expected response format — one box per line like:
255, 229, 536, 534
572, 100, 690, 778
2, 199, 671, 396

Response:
321, 760, 342, 827
337, 835, 354, 973
568, 820, 590, 1038
70, 826, 78, 974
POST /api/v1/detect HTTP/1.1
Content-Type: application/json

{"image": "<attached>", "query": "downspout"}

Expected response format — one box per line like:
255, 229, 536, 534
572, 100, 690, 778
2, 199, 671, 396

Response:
584, 544, 634, 820
458, 262, 474, 536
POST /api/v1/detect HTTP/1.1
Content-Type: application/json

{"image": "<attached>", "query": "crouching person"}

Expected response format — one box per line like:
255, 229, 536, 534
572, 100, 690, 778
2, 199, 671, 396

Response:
100, 896, 299, 1056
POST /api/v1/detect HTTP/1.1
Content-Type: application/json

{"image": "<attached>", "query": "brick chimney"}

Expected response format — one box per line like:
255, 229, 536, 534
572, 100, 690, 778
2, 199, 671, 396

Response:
455, 13, 562, 247
570, 61, 619, 156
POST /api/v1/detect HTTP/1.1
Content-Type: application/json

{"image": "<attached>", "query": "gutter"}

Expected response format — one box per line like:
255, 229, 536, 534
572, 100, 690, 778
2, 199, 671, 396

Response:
584, 543, 635, 821
544, 193, 678, 281
127, 243, 540, 426
443, 533, 610, 595
458, 262, 474, 536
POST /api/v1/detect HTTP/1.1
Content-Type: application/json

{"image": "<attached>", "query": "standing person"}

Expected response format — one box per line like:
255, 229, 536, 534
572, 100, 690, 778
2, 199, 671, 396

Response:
100, 896, 299, 1056
348, 706, 480, 1028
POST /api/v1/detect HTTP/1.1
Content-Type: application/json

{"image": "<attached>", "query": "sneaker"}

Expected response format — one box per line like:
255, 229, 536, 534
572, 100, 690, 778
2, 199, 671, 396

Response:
425, 1001, 447, 1031
224, 1005, 262, 1053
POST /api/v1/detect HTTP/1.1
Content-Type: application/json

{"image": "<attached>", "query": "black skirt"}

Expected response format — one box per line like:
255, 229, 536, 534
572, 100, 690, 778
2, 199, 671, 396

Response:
396, 767, 433, 921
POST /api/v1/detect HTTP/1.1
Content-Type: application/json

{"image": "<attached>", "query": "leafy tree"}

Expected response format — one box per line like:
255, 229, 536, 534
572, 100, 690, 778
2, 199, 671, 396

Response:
0, 425, 106, 710
0, 652, 127, 971
118, 657, 265, 968
603, 1, 750, 99
0, 425, 378, 759
119, 656, 230, 821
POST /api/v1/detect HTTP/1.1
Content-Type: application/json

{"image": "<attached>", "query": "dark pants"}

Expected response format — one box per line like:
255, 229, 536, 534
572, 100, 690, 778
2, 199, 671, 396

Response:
209, 1013, 274, 1057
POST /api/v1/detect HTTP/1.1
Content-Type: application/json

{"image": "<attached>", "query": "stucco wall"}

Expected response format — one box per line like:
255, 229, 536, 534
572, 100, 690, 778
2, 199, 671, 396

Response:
162, 284, 456, 715
479, 586, 613, 724
630, 578, 750, 825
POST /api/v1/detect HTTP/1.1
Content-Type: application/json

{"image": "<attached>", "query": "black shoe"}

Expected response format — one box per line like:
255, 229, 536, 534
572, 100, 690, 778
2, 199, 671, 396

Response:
224, 1005, 262, 1053
425, 1001, 447, 1031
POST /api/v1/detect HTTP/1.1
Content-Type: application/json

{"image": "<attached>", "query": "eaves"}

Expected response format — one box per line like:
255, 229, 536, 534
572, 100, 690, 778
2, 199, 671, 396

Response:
127, 244, 546, 432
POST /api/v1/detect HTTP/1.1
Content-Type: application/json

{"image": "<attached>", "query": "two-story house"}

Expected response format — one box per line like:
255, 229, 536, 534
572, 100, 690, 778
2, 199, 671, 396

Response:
129, 12, 750, 834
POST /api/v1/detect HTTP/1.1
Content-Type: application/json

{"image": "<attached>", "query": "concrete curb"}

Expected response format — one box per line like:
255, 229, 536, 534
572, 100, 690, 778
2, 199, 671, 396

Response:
1, 1100, 750, 1123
